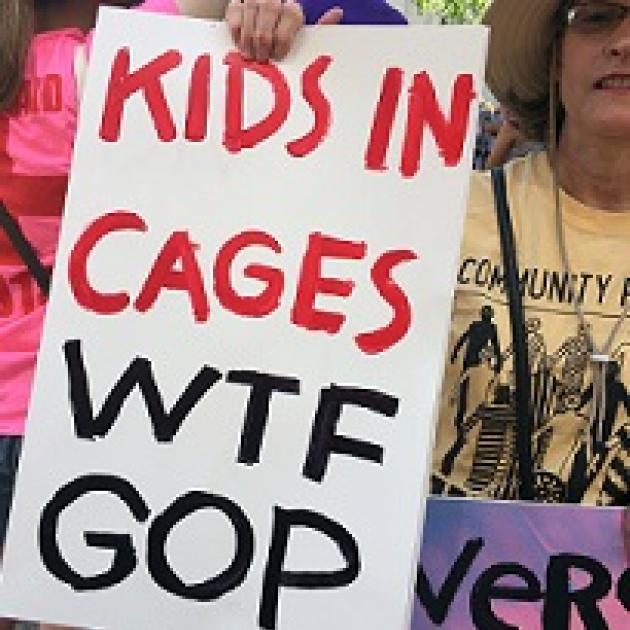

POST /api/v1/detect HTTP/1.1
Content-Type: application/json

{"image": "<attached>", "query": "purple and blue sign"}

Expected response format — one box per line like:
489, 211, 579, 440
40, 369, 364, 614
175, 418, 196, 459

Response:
414, 498, 629, 629
302, 0, 407, 25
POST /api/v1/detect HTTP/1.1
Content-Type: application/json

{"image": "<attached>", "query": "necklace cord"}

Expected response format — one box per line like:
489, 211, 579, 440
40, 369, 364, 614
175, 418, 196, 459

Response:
549, 44, 629, 452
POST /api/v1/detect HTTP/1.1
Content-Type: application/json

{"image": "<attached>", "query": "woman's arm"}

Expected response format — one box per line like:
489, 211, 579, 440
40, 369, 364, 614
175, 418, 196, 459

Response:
485, 120, 522, 170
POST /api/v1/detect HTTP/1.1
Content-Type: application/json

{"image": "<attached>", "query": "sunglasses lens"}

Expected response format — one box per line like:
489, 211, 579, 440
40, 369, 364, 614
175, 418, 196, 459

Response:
569, 5, 626, 33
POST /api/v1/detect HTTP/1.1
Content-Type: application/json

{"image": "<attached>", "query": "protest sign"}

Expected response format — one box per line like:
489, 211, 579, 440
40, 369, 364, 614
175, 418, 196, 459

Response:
414, 498, 629, 629
0, 9, 486, 629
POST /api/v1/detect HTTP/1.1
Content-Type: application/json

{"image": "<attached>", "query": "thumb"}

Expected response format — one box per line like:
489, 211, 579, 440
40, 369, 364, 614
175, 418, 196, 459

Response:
316, 7, 343, 25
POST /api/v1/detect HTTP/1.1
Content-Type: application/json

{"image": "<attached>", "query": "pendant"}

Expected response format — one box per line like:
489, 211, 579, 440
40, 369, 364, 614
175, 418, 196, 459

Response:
591, 353, 610, 364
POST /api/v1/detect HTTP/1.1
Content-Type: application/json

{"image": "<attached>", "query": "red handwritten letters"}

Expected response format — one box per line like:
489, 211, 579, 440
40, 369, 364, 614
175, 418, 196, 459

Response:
99, 48, 474, 176
68, 212, 417, 355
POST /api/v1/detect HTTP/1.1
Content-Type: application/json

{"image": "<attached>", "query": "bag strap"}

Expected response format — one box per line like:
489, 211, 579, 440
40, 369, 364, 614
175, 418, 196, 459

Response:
490, 166, 534, 500
0, 200, 51, 296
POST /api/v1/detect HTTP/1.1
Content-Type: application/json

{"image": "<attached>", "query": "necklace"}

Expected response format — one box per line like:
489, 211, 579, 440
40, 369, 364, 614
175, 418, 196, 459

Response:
546, 56, 629, 450
551, 168, 629, 448
543, 50, 630, 494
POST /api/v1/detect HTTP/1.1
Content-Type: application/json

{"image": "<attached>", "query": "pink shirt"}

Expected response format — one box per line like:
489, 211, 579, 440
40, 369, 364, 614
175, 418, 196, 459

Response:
0, 0, 180, 435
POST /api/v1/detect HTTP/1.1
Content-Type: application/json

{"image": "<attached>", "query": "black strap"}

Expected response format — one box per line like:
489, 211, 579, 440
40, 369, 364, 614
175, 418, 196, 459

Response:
0, 200, 51, 296
491, 167, 534, 501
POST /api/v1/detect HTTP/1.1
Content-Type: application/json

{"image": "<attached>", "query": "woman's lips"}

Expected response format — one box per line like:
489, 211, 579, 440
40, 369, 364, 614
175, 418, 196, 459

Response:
595, 75, 630, 89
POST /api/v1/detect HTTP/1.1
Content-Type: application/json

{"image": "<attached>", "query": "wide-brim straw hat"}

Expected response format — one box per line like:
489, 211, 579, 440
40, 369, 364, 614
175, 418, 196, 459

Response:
484, 0, 562, 105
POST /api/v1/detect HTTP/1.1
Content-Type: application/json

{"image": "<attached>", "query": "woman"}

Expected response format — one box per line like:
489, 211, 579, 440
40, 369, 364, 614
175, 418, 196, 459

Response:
432, 0, 630, 508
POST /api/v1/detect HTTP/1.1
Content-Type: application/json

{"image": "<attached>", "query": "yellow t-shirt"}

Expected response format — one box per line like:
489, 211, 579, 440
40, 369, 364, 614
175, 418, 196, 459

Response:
432, 150, 630, 506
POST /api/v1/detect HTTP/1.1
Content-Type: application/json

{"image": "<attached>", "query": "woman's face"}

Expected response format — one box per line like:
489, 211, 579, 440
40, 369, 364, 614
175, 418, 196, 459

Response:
560, 1, 630, 139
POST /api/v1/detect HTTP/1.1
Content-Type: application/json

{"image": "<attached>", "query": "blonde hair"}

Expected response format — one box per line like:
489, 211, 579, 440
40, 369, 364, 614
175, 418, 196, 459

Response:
0, 0, 35, 111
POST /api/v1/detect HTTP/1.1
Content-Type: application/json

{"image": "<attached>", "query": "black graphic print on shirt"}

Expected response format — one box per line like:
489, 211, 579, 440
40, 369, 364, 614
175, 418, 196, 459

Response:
432, 303, 630, 507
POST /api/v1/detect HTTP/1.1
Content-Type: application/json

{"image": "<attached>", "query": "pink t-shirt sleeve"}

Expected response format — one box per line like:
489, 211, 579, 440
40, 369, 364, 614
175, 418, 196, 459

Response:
136, 0, 181, 15
85, 0, 181, 55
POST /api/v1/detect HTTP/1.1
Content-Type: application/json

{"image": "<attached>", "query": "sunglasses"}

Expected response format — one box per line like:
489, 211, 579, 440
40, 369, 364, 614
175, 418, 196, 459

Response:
567, 2, 630, 34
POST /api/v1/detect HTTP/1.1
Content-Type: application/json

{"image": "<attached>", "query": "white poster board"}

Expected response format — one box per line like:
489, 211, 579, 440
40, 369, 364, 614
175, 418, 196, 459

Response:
0, 10, 486, 630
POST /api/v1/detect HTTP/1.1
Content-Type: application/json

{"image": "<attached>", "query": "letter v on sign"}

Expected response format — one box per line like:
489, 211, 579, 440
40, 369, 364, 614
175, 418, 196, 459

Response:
416, 537, 484, 624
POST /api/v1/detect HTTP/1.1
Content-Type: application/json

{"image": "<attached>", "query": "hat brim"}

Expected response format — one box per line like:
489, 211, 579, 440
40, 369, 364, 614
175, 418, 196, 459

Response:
484, 0, 560, 104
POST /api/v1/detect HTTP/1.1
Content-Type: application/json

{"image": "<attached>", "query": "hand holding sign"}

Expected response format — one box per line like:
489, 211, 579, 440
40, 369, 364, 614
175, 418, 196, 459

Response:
226, 0, 343, 62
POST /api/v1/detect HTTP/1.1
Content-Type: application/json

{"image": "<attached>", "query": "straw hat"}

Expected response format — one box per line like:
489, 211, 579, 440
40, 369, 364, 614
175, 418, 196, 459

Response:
483, 0, 563, 105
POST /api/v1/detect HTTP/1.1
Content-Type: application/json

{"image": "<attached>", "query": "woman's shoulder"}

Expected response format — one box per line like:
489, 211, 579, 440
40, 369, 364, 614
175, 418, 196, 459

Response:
462, 170, 499, 253
30, 27, 87, 47
468, 168, 493, 213
462, 151, 549, 253
468, 150, 549, 214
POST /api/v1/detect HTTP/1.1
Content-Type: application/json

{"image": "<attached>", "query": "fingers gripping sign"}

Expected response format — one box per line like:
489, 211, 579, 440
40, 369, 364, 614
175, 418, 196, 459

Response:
314, 6, 344, 26
270, 2, 343, 61
252, 0, 283, 61
226, 0, 304, 62
269, 0, 304, 62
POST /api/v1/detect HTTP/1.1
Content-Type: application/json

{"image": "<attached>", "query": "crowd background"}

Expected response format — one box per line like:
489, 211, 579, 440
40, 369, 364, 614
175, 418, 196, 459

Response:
408, 1, 546, 170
